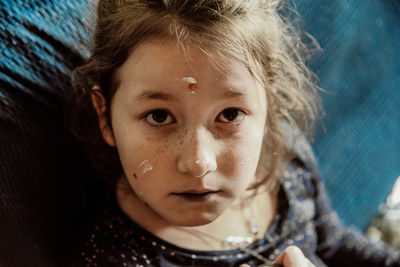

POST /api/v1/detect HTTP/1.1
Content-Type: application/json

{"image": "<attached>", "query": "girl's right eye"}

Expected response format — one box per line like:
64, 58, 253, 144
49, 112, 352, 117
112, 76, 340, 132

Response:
144, 109, 175, 126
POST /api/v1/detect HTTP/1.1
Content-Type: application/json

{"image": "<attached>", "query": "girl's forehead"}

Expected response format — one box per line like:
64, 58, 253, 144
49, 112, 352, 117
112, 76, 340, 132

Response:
112, 39, 266, 106
115, 38, 260, 88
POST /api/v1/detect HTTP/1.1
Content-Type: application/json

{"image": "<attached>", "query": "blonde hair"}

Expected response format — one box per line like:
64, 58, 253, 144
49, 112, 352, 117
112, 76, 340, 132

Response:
70, 0, 320, 190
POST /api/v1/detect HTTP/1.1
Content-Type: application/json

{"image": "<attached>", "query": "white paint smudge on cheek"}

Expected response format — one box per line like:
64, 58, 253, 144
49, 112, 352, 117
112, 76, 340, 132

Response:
139, 160, 153, 174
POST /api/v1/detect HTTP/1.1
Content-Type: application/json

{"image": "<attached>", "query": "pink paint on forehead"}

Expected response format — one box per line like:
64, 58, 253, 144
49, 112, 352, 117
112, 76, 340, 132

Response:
182, 76, 198, 93
188, 83, 198, 90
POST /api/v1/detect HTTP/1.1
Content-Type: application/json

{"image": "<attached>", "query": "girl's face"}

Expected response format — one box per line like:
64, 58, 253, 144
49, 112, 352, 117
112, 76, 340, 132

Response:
98, 39, 267, 227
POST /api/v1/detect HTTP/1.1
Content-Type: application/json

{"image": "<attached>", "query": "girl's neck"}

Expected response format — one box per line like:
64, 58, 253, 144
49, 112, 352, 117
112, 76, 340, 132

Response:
116, 181, 278, 251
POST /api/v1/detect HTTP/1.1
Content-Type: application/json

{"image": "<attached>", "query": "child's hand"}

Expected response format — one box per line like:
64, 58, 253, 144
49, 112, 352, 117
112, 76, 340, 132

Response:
239, 246, 314, 267
273, 246, 315, 267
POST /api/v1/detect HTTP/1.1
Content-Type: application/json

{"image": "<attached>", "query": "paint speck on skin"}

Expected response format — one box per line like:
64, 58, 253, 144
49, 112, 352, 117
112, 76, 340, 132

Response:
188, 83, 198, 90
203, 153, 217, 171
139, 160, 153, 174
182, 76, 197, 84
193, 156, 217, 175
182, 76, 198, 94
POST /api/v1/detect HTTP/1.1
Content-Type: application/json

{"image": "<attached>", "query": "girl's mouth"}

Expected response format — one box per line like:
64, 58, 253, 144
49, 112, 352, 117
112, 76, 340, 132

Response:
172, 190, 220, 202
177, 192, 213, 197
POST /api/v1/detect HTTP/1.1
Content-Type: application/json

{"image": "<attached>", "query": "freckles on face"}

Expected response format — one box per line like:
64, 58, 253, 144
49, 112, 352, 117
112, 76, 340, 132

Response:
130, 132, 174, 180
123, 129, 172, 181
109, 38, 268, 226
218, 144, 259, 181
128, 142, 166, 180
216, 120, 266, 189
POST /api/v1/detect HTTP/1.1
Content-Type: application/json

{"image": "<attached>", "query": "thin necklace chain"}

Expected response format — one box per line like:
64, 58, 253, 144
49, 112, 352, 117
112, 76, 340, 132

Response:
176, 191, 282, 266
177, 202, 279, 267
187, 227, 279, 267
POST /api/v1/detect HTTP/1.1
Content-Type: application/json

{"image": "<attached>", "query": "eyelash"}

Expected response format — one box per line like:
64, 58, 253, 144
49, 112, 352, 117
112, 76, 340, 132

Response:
216, 108, 246, 124
142, 108, 247, 127
142, 109, 175, 127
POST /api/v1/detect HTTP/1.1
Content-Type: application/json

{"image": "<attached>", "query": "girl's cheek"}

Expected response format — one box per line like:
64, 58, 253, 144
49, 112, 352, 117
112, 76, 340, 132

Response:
227, 143, 260, 177
129, 142, 170, 180
139, 160, 154, 174
216, 147, 243, 178
132, 160, 154, 180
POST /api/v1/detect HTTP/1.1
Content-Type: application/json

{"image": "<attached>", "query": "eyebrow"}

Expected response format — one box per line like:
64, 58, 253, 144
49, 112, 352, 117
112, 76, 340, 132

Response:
134, 87, 247, 102
135, 91, 178, 102
221, 87, 247, 98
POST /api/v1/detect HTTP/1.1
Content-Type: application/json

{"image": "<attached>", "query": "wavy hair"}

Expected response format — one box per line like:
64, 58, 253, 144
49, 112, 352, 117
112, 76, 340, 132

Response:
69, 0, 321, 191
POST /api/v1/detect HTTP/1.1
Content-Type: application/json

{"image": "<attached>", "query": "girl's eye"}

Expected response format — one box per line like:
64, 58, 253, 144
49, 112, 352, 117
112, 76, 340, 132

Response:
144, 110, 175, 126
217, 108, 246, 123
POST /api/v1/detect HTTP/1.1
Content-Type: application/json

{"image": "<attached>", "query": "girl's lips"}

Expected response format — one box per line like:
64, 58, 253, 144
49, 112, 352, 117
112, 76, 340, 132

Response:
171, 190, 221, 202
179, 189, 217, 194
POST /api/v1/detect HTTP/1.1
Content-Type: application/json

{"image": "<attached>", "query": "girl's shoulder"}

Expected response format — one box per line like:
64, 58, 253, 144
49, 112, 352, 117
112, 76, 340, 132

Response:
281, 121, 319, 174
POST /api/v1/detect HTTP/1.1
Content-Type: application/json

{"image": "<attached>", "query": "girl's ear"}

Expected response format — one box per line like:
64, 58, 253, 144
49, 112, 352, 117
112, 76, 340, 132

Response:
90, 85, 116, 147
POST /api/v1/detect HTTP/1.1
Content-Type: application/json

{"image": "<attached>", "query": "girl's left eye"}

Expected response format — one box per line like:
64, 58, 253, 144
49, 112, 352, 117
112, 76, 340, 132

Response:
144, 109, 175, 126
217, 108, 246, 123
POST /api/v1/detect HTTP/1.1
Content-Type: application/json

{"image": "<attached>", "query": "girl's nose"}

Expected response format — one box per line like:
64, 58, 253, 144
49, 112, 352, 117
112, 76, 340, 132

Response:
177, 127, 218, 178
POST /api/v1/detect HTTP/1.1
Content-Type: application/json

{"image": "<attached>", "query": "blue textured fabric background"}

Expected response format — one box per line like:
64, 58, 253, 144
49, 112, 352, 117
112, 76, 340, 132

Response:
0, 1, 98, 265
296, 0, 400, 230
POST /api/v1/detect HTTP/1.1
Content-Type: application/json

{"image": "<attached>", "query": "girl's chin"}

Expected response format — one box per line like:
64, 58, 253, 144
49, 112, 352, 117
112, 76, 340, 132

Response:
163, 211, 222, 227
